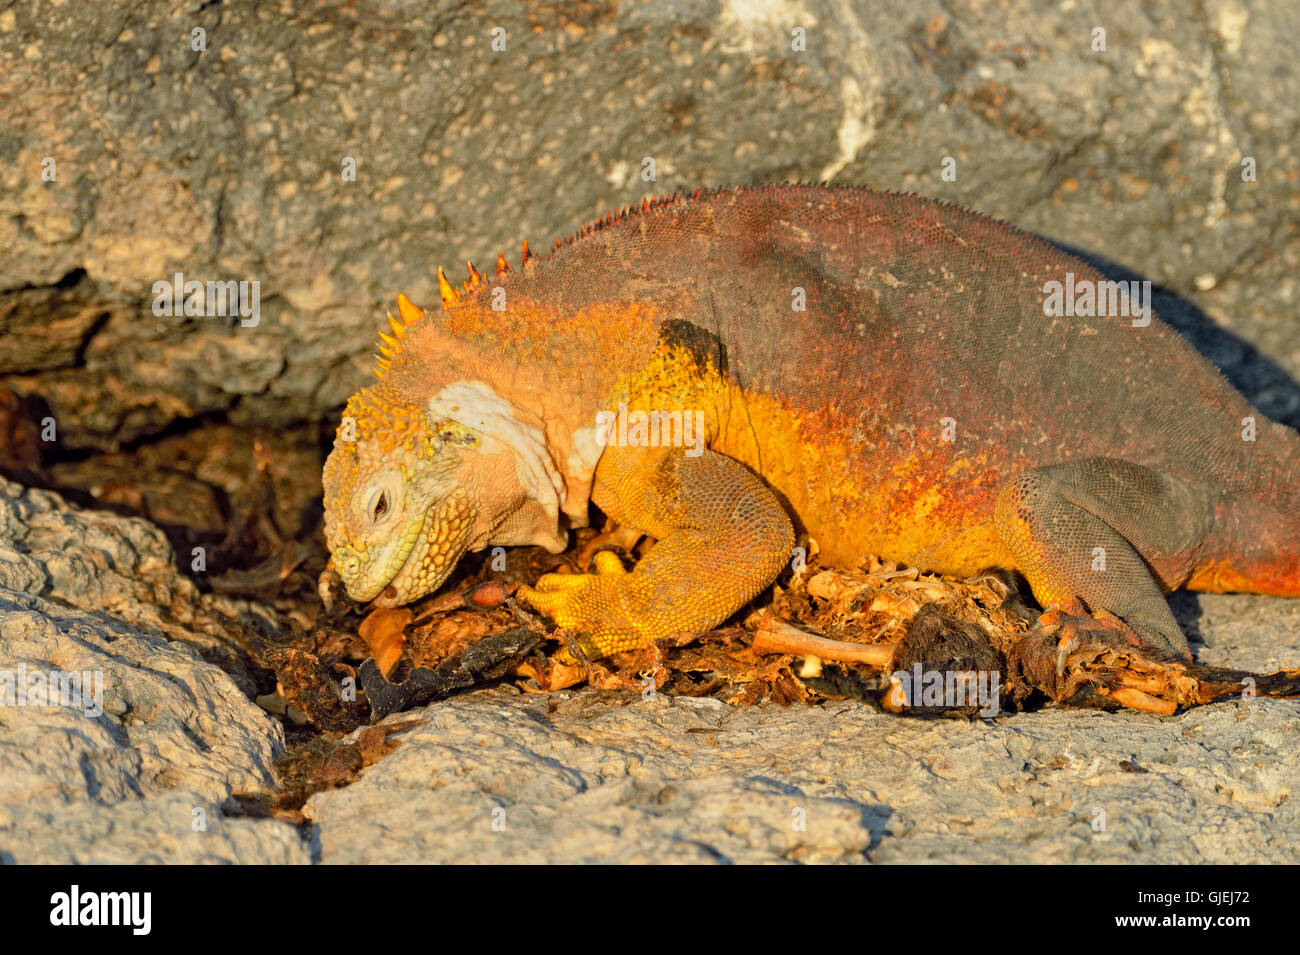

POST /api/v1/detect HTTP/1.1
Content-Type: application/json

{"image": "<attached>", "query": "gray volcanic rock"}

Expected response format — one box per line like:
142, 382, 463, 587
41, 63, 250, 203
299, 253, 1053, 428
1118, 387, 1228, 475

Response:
303, 591, 1300, 865
1, 477, 1297, 864
301, 589, 1300, 865
1, 0, 1296, 451
0, 478, 304, 863
0, 476, 279, 682
0, 589, 307, 864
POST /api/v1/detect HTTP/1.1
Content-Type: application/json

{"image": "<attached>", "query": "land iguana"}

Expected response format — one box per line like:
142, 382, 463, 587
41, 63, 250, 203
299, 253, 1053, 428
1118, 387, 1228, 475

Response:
321, 184, 1300, 666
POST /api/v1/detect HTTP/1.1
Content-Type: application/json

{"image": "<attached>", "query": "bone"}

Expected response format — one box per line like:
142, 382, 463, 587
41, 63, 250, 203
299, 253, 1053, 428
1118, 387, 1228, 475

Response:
751, 613, 895, 667
1109, 686, 1177, 715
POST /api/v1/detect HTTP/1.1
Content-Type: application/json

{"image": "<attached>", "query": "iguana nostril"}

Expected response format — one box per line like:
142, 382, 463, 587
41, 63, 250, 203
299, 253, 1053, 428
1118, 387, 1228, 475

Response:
336, 550, 362, 579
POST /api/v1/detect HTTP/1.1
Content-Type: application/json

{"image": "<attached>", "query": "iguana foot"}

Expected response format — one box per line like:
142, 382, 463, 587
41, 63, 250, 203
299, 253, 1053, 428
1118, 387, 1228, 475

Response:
519, 551, 649, 661
1037, 605, 1191, 666
1037, 597, 1148, 659
994, 458, 1202, 667
1008, 596, 1179, 699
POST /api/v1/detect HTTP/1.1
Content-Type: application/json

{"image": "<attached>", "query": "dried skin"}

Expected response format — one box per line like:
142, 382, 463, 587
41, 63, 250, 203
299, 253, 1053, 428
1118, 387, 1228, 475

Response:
761, 558, 1299, 716
258, 646, 365, 733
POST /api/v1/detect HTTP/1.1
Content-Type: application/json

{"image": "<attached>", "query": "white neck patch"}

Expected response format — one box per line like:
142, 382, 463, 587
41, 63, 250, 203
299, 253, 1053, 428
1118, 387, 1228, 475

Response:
426, 380, 566, 527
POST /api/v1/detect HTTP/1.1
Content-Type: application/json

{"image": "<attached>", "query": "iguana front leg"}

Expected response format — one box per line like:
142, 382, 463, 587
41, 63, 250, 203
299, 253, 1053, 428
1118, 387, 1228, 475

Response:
519, 445, 795, 659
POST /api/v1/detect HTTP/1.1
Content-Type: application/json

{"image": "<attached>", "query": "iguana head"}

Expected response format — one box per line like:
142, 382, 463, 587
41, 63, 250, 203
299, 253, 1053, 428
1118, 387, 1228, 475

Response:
322, 291, 568, 608
322, 380, 483, 606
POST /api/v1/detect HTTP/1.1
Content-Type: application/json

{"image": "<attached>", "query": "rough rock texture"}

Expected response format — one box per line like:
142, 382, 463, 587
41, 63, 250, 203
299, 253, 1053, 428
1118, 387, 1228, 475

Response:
1, 0, 1297, 454
302, 593, 1299, 864
0, 479, 278, 652
0, 478, 304, 863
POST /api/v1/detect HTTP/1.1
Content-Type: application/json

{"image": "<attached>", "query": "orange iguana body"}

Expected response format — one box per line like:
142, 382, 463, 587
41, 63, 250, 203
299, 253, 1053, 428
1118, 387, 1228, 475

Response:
322, 184, 1300, 662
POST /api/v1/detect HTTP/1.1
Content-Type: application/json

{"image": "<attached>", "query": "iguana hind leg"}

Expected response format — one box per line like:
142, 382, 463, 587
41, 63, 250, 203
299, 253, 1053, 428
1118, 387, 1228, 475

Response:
520, 445, 795, 659
994, 458, 1214, 661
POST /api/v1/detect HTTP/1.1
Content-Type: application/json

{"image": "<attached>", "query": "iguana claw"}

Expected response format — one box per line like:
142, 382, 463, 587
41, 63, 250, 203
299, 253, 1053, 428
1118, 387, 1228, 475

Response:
519, 551, 645, 661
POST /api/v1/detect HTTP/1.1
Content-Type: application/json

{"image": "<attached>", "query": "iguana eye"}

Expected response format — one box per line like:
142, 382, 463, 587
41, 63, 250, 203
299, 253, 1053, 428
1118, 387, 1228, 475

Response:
369, 490, 389, 522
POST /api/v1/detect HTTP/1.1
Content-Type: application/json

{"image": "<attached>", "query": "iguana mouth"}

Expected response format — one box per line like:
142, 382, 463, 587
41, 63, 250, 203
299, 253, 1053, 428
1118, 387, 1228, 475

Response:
371, 507, 439, 607
371, 493, 473, 608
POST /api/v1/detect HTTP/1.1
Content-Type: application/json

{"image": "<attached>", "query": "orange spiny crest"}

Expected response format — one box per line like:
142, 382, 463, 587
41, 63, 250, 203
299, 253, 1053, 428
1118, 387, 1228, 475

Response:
373, 294, 427, 379
437, 267, 460, 309
411, 191, 713, 323
397, 293, 423, 326
432, 261, 498, 315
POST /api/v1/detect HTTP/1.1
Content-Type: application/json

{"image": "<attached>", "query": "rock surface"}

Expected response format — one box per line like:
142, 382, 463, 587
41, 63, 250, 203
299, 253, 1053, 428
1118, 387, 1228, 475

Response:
0, 478, 305, 864
300, 592, 1300, 865
1, 481, 1299, 863
1, 0, 1297, 452
306, 671, 1299, 865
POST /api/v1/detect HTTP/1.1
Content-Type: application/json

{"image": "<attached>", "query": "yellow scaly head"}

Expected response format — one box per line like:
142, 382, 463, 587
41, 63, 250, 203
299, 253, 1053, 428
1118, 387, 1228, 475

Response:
322, 379, 482, 606
322, 292, 483, 606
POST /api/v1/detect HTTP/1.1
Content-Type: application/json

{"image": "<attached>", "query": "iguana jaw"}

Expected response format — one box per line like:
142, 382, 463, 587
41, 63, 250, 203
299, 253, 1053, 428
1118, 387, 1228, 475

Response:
365, 489, 476, 607
327, 482, 476, 605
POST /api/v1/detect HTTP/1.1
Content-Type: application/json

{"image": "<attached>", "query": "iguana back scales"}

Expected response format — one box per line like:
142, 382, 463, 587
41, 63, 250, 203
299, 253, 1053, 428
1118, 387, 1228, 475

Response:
322, 184, 1300, 662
